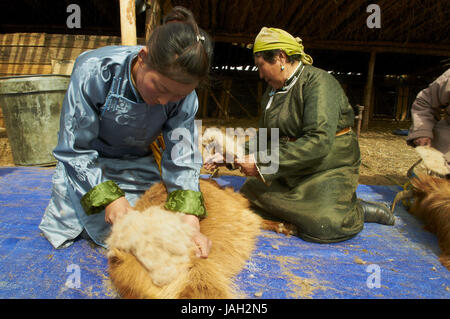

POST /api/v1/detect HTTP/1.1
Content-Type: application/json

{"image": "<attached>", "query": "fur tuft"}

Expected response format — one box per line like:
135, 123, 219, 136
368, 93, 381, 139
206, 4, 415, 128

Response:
107, 179, 273, 298
106, 207, 194, 288
409, 174, 450, 270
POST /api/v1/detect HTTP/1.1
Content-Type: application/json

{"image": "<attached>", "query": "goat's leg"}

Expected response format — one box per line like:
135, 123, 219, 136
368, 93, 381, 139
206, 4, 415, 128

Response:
261, 219, 297, 236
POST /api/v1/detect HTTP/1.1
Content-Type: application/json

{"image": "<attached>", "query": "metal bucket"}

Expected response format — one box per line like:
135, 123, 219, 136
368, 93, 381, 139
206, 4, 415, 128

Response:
0, 75, 70, 166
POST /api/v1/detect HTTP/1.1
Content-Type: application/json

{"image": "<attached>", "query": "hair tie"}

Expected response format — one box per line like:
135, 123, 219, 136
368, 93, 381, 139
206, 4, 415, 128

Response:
196, 35, 205, 42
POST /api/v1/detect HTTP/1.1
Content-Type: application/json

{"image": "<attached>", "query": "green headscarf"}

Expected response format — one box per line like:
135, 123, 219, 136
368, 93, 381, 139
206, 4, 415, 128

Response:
253, 27, 313, 65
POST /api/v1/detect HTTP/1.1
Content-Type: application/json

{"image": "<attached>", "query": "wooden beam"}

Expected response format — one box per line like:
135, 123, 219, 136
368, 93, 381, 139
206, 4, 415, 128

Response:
145, 0, 162, 43
303, 40, 450, 57
400, 87, 409, 121
0, 33, 145, 48
223, 87, 253, 119
236, 0, 253, 31
210, 0, 219, 29
208, 89, 229, 121
0, 46, 88, 64
0, 33, 122, 48
288, 0, 316, 35
280, 0, 307, 30
0, 63, 52, 75
0, 33, 145, 77
201, 88, 208, 118
362, 51, 376, 131
223, 79, 232, 117
51, 59, 75, 75
355, 105, 364, 138
119, 0, 137, 46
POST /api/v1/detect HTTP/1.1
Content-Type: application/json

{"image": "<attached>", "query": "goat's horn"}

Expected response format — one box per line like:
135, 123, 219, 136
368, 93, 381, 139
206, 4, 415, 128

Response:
391, 189, 413, 213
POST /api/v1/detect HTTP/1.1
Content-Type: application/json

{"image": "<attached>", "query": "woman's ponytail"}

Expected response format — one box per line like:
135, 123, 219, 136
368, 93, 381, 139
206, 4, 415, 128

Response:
145, 6, 213, 85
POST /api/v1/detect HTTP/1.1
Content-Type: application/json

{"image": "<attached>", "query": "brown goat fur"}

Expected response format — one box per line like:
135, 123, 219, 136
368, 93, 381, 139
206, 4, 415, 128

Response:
409, 174, 450, 270
107, 179, 294, 298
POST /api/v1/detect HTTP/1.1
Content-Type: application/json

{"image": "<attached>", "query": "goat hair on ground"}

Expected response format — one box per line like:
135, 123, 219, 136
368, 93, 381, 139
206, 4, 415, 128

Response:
106, 179, 295, 298
409, 174, 450, 270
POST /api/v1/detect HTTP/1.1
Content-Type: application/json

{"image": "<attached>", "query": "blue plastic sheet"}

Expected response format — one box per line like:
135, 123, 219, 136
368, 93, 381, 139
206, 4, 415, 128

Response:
0, 167, 448, 299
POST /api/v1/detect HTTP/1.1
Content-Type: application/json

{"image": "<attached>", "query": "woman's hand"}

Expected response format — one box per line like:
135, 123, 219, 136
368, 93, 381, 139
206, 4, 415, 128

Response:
413, 137, 432, 147
203, 152, 226, 171
181, 214, 212, 258
236, 154, 259, 176
105, 196, 132, 224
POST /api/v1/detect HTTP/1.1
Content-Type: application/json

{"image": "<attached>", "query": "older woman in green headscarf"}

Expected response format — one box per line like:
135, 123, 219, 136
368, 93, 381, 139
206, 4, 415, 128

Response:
206, 27, 394, 243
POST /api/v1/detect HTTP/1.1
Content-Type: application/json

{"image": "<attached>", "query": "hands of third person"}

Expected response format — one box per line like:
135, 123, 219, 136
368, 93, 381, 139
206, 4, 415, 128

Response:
413, 137, 432, 147
203, 152, 227, 171
204, 153, 259, 176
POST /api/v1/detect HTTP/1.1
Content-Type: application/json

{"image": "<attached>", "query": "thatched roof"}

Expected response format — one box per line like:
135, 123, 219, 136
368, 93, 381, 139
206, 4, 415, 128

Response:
2, 0, 448, 50
175, 0, 450, 53
172, 0, 450, 79
1, 0, 448, 77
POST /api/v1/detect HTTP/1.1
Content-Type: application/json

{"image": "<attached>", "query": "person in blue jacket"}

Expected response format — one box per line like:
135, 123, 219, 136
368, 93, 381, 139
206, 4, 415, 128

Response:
39, 6, 213, 258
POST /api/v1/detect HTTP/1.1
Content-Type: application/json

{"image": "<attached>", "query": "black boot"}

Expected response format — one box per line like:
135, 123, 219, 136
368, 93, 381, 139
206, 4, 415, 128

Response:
358, 199, 395, 225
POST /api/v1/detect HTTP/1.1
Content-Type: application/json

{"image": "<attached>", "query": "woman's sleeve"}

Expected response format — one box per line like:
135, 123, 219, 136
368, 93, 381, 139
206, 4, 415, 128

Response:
258, 71, 343, 182
407, 70, 450, 145
160, 91, 207, 218
53, 55, 124, 215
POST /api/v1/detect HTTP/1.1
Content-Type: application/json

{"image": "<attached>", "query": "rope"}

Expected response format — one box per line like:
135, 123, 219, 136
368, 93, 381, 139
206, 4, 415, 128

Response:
149, 134, 165, 175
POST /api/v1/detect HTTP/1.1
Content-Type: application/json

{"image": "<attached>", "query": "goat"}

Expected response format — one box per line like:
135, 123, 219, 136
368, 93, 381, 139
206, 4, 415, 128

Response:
407, 174, 450, 270
391, 146, 450, 270
106, 179, 295, 298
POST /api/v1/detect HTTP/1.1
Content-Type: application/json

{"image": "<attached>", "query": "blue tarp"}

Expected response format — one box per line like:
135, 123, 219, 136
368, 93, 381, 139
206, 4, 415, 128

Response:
0, 167, 448, 299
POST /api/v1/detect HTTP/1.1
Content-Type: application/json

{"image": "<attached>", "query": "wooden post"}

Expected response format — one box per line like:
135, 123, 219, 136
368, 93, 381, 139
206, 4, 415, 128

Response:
209, 90, 229, 121
395, 88, 402, 121
362, 51, 376, 131
223, 79, 232, 118
0, 104, 4, 129
219, 80, 228, 120
356, 105, 365, 138
196, 88, 209, 118
202, 88, 209, 118
223, 86, 253, 119
401, 87, 409, 121
395, 86, 409, 121
145, 0, 162, 43
119, 0, 137, 45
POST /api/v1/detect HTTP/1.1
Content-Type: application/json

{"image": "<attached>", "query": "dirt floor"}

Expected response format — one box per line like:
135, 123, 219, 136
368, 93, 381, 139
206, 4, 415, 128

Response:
0, 119, 419, 186
356, 120, 418, 186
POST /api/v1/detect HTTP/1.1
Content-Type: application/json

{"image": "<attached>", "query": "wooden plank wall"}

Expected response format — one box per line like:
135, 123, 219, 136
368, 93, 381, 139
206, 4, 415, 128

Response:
0, 33, 140, 76
0, 33, 146, 128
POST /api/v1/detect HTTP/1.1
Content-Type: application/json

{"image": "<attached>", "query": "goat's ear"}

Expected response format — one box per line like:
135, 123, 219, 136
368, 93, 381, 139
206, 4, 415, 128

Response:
109, 254, 123, 266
